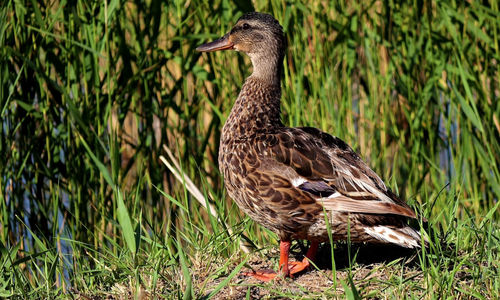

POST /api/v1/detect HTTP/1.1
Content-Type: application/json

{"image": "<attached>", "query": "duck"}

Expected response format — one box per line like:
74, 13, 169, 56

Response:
197, 12, 425, 281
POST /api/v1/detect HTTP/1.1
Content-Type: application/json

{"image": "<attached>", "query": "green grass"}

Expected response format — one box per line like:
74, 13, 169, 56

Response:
1, 0, 499, 298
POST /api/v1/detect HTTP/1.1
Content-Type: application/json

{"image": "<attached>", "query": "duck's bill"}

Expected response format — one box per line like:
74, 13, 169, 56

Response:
196, 35, 234, 52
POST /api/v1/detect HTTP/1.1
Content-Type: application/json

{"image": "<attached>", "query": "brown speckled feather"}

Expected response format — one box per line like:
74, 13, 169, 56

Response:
268, 127, 417, 218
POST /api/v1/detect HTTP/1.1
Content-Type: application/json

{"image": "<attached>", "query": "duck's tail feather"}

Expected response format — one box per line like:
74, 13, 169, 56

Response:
364, 225, 427, 249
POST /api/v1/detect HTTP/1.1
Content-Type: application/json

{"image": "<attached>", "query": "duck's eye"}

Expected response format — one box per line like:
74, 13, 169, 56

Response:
242, 23, 250, 30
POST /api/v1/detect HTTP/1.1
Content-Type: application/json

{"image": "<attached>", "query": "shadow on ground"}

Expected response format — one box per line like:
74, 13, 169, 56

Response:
292, 242, 419, 271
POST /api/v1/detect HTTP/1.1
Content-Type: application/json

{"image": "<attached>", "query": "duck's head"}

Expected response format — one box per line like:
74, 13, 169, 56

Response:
197, 12, 285, 82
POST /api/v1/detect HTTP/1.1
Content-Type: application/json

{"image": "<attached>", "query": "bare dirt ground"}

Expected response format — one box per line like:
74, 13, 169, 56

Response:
196, 243, 427, 299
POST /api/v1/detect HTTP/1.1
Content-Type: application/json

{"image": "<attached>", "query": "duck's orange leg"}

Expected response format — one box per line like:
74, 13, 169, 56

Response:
242, 240, 319, 281
287, 241, 319, 275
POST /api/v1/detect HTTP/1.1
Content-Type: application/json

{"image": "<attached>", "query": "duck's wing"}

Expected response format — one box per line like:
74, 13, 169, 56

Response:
267, 126, 416, 219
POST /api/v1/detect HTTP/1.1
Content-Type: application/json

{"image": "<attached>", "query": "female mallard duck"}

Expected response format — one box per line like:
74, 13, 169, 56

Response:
197, 12, 425, 281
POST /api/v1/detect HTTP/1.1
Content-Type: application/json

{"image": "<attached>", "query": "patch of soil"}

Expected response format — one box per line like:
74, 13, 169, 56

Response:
197, 243, 421, 299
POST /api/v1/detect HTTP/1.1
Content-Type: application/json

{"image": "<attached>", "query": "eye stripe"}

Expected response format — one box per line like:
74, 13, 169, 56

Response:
230, 26, 242, 34
230, 23, 255, 35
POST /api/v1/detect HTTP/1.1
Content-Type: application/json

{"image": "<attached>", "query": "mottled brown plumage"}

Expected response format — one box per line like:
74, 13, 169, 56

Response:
197, 12, 425, 280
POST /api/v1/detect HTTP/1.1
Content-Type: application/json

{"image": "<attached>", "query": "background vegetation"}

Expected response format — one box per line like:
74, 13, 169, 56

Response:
1, 0, 499, 298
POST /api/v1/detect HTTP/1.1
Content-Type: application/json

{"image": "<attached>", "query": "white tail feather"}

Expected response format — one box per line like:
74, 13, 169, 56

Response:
364, 225, 422, 248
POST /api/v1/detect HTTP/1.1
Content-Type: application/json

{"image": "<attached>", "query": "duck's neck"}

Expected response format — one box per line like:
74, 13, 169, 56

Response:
222, 75, 283, 139
249, 53, 283, 86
